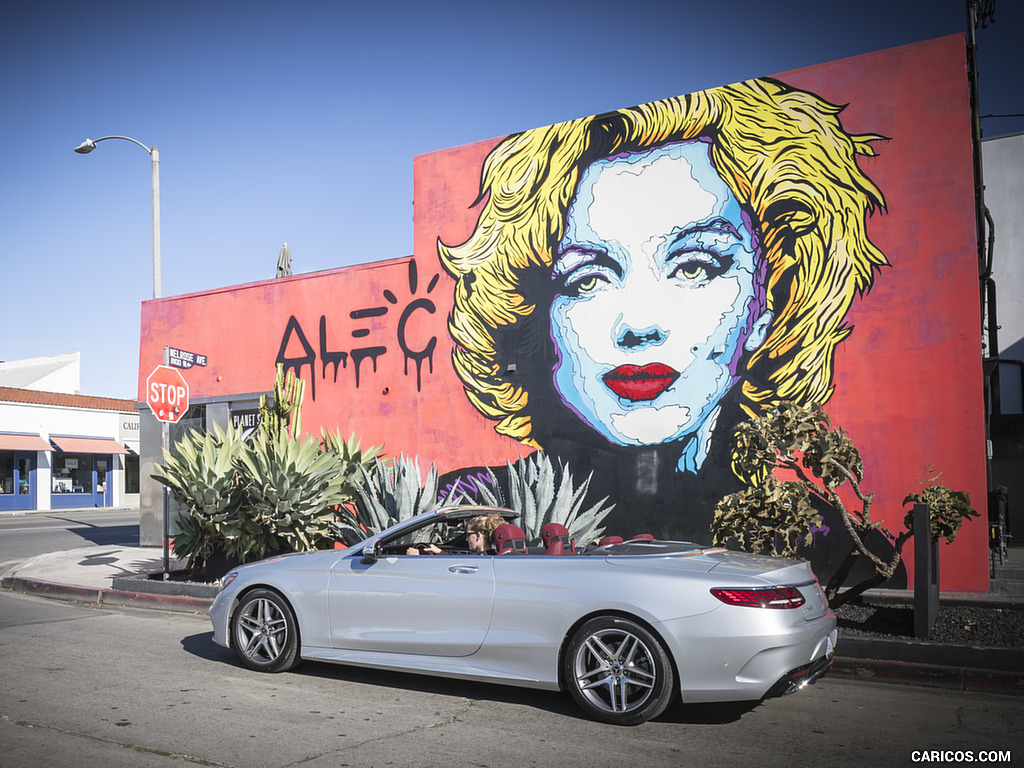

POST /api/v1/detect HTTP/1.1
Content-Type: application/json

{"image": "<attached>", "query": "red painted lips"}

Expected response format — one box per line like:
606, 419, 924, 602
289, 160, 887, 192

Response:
602, 363, 680, 402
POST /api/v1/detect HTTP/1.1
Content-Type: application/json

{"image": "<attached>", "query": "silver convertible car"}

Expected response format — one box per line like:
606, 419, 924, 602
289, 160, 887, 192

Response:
210, 505, 836, 725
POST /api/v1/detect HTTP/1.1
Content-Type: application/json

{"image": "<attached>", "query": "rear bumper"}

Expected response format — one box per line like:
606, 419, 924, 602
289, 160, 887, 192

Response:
765, 645, 835, 698
663, 612, 837, 703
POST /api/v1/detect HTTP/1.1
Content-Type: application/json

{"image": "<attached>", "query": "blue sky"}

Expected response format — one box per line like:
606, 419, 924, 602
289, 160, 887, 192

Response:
2, 0, 1020, 399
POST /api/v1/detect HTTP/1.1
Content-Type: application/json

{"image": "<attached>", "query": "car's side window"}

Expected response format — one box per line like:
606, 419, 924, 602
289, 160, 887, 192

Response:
384, 520, 464, 554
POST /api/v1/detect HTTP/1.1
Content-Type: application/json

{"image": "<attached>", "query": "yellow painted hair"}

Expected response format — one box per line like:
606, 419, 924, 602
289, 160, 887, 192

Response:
438, 78, 888, 446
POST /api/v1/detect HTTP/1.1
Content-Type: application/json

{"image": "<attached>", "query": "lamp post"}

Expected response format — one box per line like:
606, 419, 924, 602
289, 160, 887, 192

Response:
76, 135, 166, 571
74, 136, 161, 299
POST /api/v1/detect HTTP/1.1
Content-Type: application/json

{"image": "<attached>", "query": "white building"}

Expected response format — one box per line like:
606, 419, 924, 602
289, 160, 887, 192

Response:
0, 354, 139, 511
0, 352, 82, 394
983, 131, 1024, 536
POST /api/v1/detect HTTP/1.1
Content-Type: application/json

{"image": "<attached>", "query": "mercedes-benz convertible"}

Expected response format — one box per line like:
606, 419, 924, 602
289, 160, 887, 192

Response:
209, 505, 836, 725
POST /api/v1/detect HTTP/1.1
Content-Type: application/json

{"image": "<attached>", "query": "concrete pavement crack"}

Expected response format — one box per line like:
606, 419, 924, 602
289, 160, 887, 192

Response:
5, 717, 233, 767
279, 698, 477, 767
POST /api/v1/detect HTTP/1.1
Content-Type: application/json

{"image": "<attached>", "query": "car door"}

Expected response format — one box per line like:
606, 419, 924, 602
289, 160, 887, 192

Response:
327, 553, 496, 657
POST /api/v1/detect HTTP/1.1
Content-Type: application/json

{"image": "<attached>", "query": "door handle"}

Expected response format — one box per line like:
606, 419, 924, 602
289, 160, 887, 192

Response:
448, 565, 479, 574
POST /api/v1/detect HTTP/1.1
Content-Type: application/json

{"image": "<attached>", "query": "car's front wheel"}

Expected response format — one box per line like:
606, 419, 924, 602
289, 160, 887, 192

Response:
564, 616, 675, 725
231, 588, 301, 673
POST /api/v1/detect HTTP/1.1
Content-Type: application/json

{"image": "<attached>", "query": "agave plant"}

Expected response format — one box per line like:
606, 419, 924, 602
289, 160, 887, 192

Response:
155, 361, 387, 570
152, 421, 246, 570
459, 451, 613, 547
337, 454, 461, 544
233, 426, 356, 560
319, 428, 383, 493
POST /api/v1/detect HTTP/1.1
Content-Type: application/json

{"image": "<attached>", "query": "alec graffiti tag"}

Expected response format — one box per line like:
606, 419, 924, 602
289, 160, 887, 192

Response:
276, 259, 440, 399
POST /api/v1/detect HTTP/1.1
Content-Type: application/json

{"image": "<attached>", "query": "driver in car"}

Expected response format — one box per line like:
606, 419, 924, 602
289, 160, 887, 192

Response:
406, 513, 505, 555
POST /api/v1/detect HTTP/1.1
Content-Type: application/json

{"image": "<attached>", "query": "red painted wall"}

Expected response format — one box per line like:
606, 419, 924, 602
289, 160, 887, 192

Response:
140, 35, 988, 591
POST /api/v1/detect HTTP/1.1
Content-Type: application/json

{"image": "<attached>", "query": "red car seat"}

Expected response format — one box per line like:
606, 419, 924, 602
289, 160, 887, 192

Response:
541, 522, 575, 554
494, 523, 528, 554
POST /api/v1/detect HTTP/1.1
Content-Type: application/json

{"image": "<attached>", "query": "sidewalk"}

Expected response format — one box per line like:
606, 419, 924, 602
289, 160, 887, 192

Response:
2, 543, 1022, 696
1, 544, 215, 613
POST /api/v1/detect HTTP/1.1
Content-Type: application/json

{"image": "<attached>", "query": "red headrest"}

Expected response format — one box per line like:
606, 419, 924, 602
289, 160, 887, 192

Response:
494, 523, 527, 554
541, 522, 575, 554
597, 536, 624, 547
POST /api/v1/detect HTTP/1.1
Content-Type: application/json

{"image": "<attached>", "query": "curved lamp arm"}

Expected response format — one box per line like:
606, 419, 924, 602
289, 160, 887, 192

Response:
74, 135, 154, 155
74, 135, 161, 298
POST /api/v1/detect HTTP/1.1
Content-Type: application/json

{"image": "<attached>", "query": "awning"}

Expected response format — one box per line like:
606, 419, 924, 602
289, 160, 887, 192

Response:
50, 436, 128, 455
0, 433, 52, 452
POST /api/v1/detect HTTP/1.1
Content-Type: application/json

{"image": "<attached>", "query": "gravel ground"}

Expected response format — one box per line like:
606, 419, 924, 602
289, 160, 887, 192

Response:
836, 601, 1024, 648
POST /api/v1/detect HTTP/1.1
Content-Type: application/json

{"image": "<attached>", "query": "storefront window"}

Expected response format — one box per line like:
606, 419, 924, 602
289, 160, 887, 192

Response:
0, 452, 12, 495
125, 454, 140, 494
17, 457, 30, 494
169, 404, 206, 447
52, 453, 92, 494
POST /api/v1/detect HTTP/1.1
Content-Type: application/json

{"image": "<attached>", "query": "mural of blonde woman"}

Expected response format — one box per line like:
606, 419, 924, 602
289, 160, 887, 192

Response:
439, 77, 899, 583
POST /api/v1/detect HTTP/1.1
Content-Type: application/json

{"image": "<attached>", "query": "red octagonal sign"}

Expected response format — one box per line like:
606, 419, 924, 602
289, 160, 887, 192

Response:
146, 365, 189, 423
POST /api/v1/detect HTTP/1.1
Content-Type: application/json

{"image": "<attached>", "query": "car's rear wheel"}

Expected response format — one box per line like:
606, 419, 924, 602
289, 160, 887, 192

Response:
564, 616, 675, 725
231, 588, 301, 673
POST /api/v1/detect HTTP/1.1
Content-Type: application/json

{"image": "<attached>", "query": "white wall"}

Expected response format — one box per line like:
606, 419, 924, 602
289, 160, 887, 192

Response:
0, 399, 139, 510
0, 353, 81, 394
983, 131, 1024, 412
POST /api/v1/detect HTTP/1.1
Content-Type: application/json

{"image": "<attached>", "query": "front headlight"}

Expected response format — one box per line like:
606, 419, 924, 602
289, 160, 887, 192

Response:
220, 571, 238, 590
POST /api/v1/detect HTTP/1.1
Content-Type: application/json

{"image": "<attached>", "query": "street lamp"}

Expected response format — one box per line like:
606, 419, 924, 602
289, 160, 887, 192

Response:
74, 136, 162, 299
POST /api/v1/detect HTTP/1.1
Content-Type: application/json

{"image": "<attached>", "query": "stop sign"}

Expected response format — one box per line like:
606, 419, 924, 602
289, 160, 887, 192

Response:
146, 365, 189, 423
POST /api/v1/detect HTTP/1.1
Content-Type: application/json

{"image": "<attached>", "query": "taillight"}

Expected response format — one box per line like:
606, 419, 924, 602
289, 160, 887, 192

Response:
710, 586, 806, 609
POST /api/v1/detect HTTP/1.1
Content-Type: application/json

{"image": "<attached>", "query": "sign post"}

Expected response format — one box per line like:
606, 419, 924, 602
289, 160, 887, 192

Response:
147, 359, 190, 579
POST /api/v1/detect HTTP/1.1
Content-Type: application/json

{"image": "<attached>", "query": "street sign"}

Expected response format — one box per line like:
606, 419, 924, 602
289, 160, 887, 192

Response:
146, 365, 189, 423
167, 346, 207, 370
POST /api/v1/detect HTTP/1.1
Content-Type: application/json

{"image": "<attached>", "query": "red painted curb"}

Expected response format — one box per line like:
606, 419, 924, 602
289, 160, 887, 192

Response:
5, 578, 101, 604
3, 577, 212, 614
101, 588, 212, 614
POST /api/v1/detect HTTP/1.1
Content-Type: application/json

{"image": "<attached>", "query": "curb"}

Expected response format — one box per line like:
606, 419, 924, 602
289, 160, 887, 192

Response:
862, 588, 1023, 610
831, 656, 1024, 696
1, 576, 213, 614
111, 574, 220, 599
837, 636, 1024, 674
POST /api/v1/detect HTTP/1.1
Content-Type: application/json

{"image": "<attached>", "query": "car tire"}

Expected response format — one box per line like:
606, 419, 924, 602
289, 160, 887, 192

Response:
564, 616, 675, 725
231, 588, 301, 673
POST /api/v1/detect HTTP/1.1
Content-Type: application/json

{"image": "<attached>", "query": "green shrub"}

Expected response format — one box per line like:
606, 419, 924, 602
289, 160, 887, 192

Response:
712, 402, 976, 608
153, 366, 382, 571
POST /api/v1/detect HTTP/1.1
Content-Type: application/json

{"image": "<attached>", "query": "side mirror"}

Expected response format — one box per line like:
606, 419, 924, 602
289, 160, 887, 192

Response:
361, 540, 382, 565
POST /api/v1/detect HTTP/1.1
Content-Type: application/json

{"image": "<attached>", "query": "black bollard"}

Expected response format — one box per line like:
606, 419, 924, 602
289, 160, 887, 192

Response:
913, 502, 940, 639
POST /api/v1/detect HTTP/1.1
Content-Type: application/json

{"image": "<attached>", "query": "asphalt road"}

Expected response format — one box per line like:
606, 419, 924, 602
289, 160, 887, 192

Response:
0, 508, 139, 567
1, 590, 1022, 768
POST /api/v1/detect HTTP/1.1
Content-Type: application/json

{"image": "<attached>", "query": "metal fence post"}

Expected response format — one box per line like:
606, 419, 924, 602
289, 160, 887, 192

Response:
913, 502, 940, 639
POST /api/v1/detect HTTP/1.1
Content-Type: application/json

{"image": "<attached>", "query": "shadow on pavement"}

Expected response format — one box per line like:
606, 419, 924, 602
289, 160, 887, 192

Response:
661, 698, 760, 724
181, 631, 581, 718
179, 629, 765, 724
181, 631, 236, 664
65, 524, 140, 547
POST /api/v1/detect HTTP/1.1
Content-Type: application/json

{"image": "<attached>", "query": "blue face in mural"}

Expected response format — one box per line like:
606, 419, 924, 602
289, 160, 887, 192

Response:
548, 141, 773, 472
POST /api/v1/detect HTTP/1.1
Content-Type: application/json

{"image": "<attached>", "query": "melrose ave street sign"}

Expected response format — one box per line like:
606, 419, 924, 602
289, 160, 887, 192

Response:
147, 365, 189, 423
